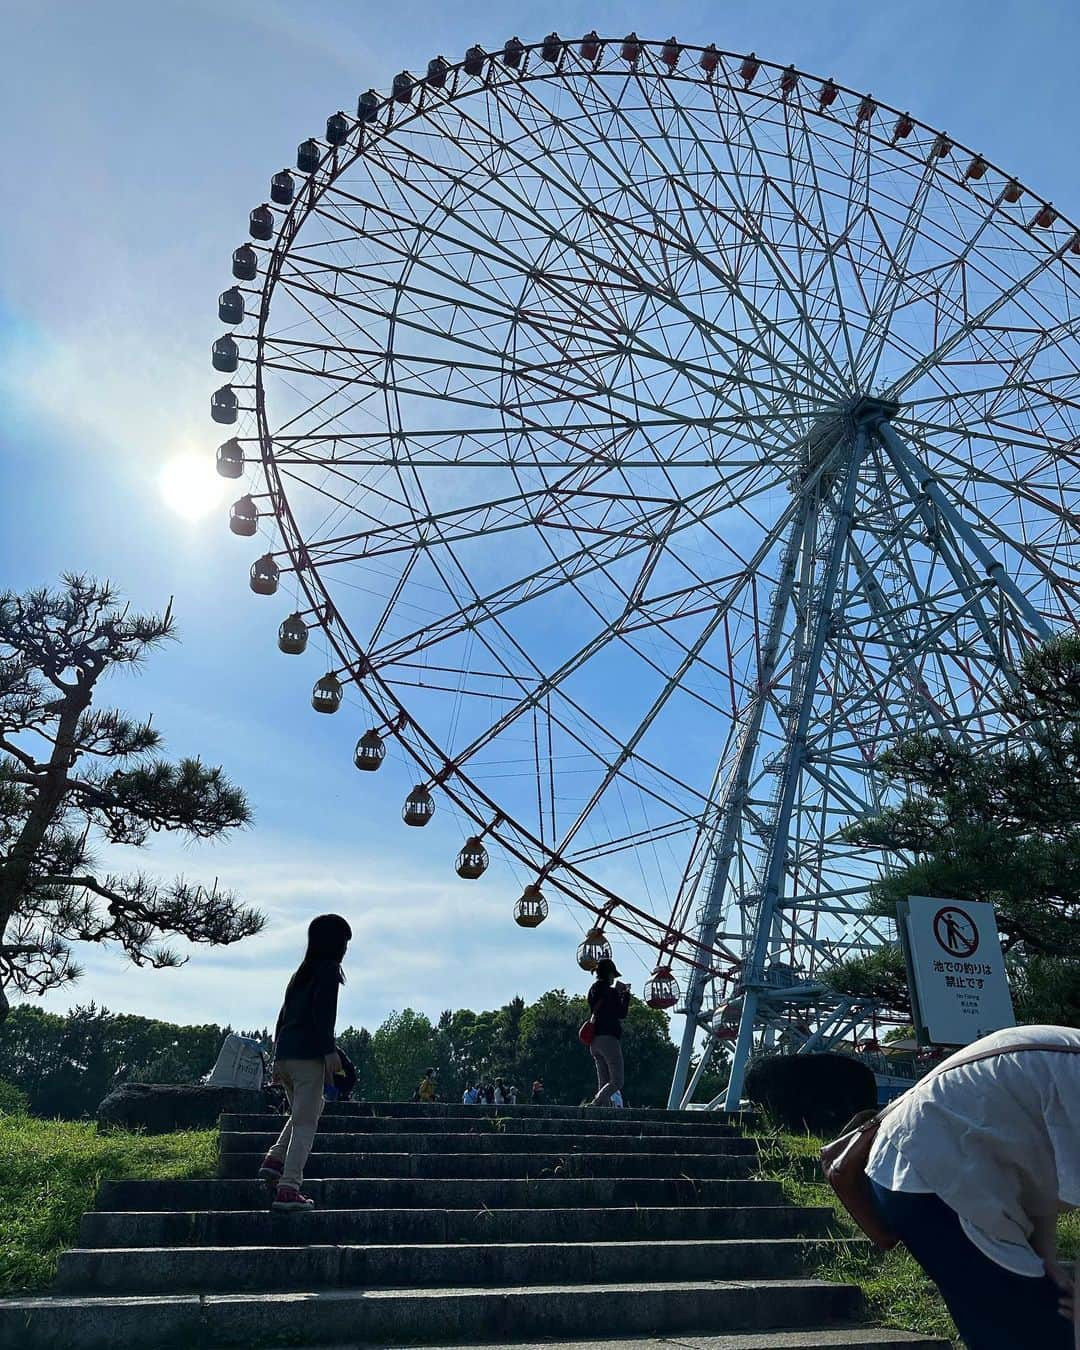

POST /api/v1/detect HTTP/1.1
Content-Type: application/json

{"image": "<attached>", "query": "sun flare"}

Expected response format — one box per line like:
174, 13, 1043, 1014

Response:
159, 454, 225, 521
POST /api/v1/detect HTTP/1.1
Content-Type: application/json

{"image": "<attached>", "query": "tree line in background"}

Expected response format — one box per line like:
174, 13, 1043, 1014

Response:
0, 992, 715, 1120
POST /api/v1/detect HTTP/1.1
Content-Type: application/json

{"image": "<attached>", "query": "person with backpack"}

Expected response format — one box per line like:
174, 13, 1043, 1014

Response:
258, 914, 351, 1212
586, 957, 630, 1107
863, 1024, 1078, 1349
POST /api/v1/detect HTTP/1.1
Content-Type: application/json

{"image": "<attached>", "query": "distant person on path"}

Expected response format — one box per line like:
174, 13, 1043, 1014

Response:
259, 913, 351, 1212
494, 1078, 507, 1105
417, 1068, 437, 1103
507, 1083, 518, 1105
482, 1082, 495, 1105
867, 1024, 1079, 1350
586, 957, 631, 1107
531, 1078, 544, 1105
462, 1084, 480, 1105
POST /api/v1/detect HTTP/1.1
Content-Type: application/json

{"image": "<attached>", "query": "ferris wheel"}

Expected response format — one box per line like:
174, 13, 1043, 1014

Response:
211, 33, 1080, 1109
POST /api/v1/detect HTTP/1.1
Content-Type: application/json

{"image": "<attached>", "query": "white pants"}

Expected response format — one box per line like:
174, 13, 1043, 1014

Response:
589, 1035, 624, 1107
268, 1058, 326, 1189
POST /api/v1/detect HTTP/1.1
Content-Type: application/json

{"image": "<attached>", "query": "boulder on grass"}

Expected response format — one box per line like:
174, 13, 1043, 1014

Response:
96, 1082, 270, 1133
744, 1052, 877, 1135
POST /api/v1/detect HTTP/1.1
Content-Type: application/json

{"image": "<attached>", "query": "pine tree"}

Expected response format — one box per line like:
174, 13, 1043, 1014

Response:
0, 576, 263, 1024
824, 634, 1080, 1024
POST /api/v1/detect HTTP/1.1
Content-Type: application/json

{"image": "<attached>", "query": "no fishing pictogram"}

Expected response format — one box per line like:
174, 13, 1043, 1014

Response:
933, 906, 979, 959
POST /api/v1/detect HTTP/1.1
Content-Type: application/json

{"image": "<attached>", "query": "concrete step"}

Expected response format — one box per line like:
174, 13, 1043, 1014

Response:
56, 1236, 864, 1294
219, 1112, 748, 1138
95, 1176, 784, 1212
218, 1150, 759, 1180
79, 1203, 835, 1249
0, 1277, 863, 1349
218, 1128, 760, 1156
223, 1335, 948, 1350
316, 1102, 753, 1127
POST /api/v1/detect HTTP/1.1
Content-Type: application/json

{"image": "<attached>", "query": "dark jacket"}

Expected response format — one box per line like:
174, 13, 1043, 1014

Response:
588, 980, 630, 1039
273, 958, 341, 1060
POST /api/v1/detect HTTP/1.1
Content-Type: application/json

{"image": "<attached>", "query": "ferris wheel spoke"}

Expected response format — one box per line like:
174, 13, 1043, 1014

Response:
276, 251, 826, 461
545, 581, 754, 867
467, 86, 813, 412
453, 73, 835, 421
367, 460, 791, 669
288, 203, 820, 449
902, 366, 1080, 415
396, 599, 718, 828
981, 321, 1080, 414
361, 126, 823, 435
691, 90, 854, 392
884, 176, 1071, 402
889, 239, 1076, 400
900, 419, 1080, 576
566, 815, 697, 866
345, 143, 756, 414
298, 483, 688, 566
414, 498, 798, 784
779, 104, 865, 377
853, 156, 941, 387
505, 75, 844, 411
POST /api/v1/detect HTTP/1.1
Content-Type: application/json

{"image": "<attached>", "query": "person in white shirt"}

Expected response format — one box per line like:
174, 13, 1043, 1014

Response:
866, 1024, 1078, 1350
493, 1078, 507, 1105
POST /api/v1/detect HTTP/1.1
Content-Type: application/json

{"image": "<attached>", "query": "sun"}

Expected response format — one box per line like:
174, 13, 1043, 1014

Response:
159, 453, 226, 521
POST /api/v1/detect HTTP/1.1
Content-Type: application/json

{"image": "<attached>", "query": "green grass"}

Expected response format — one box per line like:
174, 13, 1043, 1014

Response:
0, 1109, 217, 1293
753, 1123, 1078, 1348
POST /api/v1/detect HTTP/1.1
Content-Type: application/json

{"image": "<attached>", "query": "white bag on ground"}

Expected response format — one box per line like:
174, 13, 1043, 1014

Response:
207, 1034, 265, 1091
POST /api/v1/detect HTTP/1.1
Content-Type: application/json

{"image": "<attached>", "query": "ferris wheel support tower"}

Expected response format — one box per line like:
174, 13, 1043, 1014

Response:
669, 398, 1053, 1112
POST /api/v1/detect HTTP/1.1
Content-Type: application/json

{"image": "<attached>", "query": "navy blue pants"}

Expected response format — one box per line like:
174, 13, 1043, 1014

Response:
870, 1178, 1071, 1350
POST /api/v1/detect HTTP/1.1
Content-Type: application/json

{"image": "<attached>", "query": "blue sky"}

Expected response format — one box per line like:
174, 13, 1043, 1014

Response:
2, 0, 1079, 1035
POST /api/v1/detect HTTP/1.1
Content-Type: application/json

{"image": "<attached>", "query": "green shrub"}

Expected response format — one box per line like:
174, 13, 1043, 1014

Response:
745, 1052, 876, 1135
0, 1080, 28, 1116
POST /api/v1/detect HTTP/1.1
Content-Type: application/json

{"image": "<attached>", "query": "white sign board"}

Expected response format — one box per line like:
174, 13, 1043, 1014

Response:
903, 896, 1015, 1045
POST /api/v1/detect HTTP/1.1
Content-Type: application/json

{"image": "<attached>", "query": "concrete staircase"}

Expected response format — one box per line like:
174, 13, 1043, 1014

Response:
0, 1102, 949, 1349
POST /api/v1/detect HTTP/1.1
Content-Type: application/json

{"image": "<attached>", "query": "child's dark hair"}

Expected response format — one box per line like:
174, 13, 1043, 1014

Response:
286, 913, 352, 994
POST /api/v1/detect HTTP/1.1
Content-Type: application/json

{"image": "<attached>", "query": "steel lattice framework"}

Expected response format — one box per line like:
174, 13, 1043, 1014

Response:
211, 35, 1080, 1109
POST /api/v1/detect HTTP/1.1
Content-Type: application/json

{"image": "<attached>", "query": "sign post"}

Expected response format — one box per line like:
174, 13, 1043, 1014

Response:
900, 896, 1015, 1046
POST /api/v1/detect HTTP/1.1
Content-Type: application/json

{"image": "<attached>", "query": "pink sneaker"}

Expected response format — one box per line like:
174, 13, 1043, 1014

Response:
257, 1154, 283, 1183
272, 1185, 315, 1212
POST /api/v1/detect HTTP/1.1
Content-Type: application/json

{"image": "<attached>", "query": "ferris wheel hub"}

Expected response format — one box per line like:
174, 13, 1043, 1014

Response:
798, 395, 902, 485
848, 393, 901, 427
